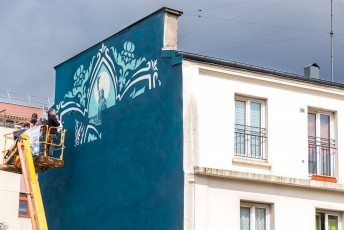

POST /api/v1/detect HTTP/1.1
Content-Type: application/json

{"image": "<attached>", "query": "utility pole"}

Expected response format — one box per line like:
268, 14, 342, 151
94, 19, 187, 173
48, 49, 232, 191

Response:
330, 0, 334, 82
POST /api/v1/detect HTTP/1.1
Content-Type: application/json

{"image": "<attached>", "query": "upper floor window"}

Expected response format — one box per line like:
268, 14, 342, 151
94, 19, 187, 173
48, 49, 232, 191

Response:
235, 96, 266, 159
18, 193, 30, 218
308, 110, 336, 177
5, 119, 14, 128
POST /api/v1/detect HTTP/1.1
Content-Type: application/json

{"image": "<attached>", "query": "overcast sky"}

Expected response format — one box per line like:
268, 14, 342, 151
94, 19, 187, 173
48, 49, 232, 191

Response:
0, 0, 343, 101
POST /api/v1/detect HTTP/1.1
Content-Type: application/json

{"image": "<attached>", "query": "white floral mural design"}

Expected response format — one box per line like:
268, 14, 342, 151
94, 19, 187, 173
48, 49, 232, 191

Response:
56, 42, 160, 146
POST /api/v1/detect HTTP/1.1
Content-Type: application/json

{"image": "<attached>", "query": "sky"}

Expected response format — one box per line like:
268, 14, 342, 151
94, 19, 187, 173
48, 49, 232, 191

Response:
0, 0, 343, 101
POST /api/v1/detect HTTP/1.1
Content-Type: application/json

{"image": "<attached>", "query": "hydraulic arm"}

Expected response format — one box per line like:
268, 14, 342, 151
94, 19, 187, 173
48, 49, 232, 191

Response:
18, 133, 48, 230
1, 126, 66, 230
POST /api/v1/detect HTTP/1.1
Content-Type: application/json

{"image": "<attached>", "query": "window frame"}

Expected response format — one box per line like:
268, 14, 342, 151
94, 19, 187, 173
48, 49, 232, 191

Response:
308, 109, 335, 141
234, 95, 267, 160
240, 202, 270, 230
5, 119, 14, 128
308, 108, 336, 177
18, 193, 30, 218
316, 210, 341, 230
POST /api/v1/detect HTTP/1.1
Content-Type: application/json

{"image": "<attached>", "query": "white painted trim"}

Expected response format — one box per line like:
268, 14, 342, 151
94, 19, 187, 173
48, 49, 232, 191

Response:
232, 158, 272, 169
193, 64, 344, 98
194, 167, 344, 192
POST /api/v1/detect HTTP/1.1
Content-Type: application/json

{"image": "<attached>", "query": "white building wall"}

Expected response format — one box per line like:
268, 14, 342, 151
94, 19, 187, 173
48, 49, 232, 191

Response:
18, 219, 32, 230
194, 175, 344, 230
0, 170, 21, 230
183, 60, 344, 229
184, 61, 344, 181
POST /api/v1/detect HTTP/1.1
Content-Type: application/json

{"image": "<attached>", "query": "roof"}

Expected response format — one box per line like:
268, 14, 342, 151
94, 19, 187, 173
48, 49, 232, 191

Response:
0, 102, 43, 118
180, 51, 344, 90
305, 63, 320, 69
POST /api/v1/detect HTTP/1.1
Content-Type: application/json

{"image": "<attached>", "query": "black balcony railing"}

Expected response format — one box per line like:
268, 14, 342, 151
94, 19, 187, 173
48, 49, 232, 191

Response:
234, 124, 267, 159
308, 136, 336, 177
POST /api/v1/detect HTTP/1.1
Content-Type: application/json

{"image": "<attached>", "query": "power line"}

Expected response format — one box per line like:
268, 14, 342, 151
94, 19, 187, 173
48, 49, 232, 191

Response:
232, 0, 289, 19
184, 14, 329, 34
180, 0, 290, 37
186, 0, 258, 13
200, 33, 326, 54
334, 36, 344, 52
336, 0, 344, 12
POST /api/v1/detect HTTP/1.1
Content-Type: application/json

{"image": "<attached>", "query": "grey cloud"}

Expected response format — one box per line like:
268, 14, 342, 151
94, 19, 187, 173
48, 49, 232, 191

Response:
0, 0, 343, 98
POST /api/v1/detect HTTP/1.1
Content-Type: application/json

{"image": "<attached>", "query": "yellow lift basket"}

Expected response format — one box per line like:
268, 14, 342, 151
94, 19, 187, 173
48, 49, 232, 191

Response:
1, 125, 67, 230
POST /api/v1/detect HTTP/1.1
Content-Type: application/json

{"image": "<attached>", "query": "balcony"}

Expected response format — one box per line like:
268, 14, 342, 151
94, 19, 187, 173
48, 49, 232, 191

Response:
234, 124, 267, 160
308, 136, 336, 179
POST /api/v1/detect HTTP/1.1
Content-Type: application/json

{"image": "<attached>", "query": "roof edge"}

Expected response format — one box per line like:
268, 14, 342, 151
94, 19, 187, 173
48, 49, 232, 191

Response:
180, 51, 344, 90
54, 7, 183, 69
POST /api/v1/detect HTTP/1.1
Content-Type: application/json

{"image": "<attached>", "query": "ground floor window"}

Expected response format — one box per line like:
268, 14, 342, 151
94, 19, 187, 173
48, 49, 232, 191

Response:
240, 202, 269, 230
316, 211, 341, 230
18, 193, 30, 218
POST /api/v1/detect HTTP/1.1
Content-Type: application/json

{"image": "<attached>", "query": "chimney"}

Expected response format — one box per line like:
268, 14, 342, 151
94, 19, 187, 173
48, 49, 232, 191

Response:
163, 8, 183, 50
304, 63, 320, 79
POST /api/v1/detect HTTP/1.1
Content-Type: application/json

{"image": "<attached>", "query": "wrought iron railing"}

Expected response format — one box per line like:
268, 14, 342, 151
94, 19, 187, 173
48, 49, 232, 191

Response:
308, 136, 336, 177
234, 124, 267, 159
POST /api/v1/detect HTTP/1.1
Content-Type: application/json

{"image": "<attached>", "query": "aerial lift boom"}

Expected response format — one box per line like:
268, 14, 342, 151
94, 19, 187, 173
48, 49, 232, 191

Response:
18, 133, 48, 230
1, 126, 66, 230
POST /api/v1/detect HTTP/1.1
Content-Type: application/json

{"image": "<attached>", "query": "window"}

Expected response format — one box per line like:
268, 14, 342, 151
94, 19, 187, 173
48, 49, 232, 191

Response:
308, 110, 336, 177
235, 96, 266, 159
5, 119, 14, 128
18, 193, 30, 218
240, 203, 269, 230
316, 211, 341, 230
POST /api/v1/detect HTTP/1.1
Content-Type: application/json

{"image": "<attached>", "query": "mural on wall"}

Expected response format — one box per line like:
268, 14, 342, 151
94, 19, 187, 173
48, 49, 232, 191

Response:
56, 41, 160, 146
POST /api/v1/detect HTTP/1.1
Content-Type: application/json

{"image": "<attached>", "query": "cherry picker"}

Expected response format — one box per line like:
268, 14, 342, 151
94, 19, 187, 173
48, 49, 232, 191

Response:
0, 125, 66, 230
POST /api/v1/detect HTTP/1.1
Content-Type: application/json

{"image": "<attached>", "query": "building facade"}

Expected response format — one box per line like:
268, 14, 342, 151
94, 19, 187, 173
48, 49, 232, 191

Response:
39, 8, 184, 230
41, 7, 344, 230
182, 54, 344, 230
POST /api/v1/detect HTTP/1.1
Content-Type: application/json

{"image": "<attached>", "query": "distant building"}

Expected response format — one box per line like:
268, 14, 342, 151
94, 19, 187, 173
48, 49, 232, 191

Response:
0, 100, 43, 230
41, 7, 344, 230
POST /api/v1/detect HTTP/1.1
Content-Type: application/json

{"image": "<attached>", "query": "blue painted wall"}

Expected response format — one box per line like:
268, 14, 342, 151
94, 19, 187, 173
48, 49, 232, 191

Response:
39, 8, 184, 230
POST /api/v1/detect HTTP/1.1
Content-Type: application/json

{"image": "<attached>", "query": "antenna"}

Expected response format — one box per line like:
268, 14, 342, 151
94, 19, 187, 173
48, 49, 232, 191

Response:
330, 0, 334, 82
